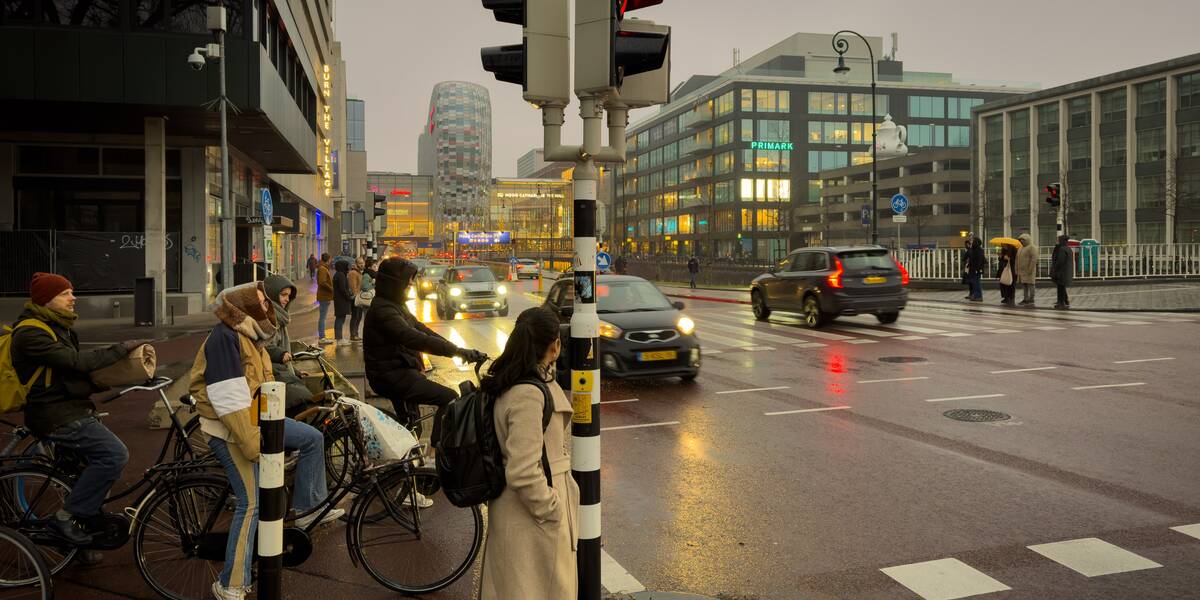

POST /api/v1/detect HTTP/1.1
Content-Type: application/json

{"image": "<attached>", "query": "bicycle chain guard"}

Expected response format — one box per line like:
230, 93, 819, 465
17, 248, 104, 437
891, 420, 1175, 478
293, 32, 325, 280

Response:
83, 513, 132, 550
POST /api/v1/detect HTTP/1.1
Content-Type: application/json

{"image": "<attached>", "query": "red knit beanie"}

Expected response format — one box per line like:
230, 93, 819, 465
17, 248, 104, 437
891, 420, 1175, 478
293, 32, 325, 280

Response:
30, 272, 73, 306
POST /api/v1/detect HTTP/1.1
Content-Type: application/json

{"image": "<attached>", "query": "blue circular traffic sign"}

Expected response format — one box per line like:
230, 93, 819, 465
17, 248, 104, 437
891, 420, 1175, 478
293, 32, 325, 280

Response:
891, 193, 909, 215
596, 252, 612, 272
260, 188, 274, 222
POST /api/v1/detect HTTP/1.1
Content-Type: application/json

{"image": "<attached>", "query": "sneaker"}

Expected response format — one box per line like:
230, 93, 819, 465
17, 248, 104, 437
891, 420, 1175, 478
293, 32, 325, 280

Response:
337, 339, 351, 347
48, 515, 93, 546
408, 492, 434, 509
296, 508, 345, 529
318, 338, 333, 345
211, 581, 246, 600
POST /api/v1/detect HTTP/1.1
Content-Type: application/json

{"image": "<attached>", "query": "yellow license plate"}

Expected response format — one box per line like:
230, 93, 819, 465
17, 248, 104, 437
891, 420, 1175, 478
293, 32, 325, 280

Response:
864, 276, 887, 284
638, 350, 677, 362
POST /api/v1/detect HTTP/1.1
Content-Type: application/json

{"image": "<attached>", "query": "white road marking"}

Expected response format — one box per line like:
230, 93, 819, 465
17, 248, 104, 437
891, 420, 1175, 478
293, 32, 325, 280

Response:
704, 349, 724, 355
925, 393, 1007, 403
1033, 325, 1066, 330
828, 324, 902, 337
987, 329, 1021, 334
990, 366, 1058, 374
742, 346, 776, 351
704, 318, 849, 343
599, 398, 639, 405
695, 333, 754, 349
764, 406, 852, 416
1075, 323, 1111, 328
1171, 523, 1200, 541
711, 314, 858, 341
874, 322, 953, 335
1027, 538, 1162, 577
845, 339, 879, 344
858, 376, 930, 384
894, 335, 928, 340
600, 421, 680, 432
881, 558, 1011, 600
1120, 321, 1152, 325
601, 549, 646, 594
1071, 382, 1146, 390
940, 332, 973, 337
1112, 357, 1175, 364
716, 386, 789, 395
793, 342, 827, 348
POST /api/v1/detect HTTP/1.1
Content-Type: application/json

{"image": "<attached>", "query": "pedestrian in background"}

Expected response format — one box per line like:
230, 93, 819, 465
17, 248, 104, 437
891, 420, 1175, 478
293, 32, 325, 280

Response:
332, 258, 353, 346
306, 254, 317, 281
1052, 235, 1074, 309
966, 237, 986, 302
687, 256, 700, 289
479, 306, 577, 600
996, 245, 1017, 305
614, 254, 628, 275
315, 253, 333, 344
348, 256, 365, 343
960, 236, 973, 300
1016, 233, 1038, 307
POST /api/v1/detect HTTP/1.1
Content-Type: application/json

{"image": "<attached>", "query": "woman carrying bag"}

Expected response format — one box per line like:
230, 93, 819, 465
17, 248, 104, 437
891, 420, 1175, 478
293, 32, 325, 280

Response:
479, 306, 578, 600
997, 245, 1017, 305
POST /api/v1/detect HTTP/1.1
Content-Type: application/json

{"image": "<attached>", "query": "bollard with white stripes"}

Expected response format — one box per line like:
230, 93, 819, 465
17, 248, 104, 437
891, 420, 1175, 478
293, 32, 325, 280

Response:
258, 381, 286, 600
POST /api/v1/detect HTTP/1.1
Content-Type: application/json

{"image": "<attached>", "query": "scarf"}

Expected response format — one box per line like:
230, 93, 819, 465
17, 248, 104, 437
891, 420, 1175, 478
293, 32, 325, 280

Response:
25, 302, 78, 329
269, 299, 291, 351
213, 283, 277, 346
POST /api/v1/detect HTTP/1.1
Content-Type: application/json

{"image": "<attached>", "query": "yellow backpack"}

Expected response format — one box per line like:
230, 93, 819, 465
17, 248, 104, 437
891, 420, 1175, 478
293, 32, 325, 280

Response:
0, 319, 56, 414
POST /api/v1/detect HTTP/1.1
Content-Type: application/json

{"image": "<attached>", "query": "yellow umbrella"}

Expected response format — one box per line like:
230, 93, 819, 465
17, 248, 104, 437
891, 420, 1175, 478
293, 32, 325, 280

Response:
989, 237, 1022, 247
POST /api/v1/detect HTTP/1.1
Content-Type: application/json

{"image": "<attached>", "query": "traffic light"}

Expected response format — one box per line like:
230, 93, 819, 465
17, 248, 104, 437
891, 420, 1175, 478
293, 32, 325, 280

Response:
480, 0, 570, 104
575, 0, 670, 95
1044, 183, 1061, 209
372, 193, 387, 219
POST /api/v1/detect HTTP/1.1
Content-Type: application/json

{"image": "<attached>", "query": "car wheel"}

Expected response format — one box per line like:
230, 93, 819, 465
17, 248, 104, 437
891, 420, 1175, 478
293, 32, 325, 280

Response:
802, 296, 827, 329
752, 290, 771, 321
876, 311, 899, 324
498, 305, 509, 317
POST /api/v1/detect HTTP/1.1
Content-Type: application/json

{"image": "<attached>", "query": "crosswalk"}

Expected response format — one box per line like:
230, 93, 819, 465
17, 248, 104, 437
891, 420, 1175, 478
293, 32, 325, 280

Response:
882, 523, 1200, 599
685, 302, 1195, 354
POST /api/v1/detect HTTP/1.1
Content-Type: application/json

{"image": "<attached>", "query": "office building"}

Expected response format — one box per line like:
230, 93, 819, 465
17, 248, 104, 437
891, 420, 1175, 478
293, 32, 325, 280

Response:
517, 149, 548, 178
420, 81, 493, 239
614, 32, 1033, 262
973, 53, 1200, 246
348, 98, 366, 152
489, 178, 573, 258
368, 172, 437, 253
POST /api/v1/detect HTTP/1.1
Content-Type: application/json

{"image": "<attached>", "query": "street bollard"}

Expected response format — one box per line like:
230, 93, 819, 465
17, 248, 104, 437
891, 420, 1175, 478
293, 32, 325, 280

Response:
258, 381, 286, 600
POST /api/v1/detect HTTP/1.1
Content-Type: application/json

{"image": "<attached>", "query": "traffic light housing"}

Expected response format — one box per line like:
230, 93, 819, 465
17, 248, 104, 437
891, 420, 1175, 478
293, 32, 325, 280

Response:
373, 193, 387, 219
1044, 183, 1061, 209
480, 0, 570, 104
612, 18, 670, 107
575, 0, 670, 95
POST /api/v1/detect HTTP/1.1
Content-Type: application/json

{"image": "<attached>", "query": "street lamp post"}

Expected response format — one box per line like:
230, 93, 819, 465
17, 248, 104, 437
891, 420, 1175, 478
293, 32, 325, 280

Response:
832, 30, 878, 246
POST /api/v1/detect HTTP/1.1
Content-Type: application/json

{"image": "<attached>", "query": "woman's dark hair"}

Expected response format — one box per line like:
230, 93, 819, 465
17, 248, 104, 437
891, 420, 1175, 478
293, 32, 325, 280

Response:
481, 306, 560, 394
364, 257, 375, 271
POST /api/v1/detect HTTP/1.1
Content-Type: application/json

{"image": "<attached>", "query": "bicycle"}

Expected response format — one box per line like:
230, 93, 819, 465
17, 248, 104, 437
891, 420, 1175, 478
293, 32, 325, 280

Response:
0, 525, 53, 600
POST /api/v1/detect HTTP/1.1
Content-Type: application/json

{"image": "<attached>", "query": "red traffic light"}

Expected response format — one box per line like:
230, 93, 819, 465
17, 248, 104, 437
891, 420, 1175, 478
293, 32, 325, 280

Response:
618, 0, 664, 19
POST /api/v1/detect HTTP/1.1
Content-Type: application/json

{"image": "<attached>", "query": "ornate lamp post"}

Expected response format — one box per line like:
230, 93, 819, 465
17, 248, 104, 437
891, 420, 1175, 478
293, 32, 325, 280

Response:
832, 30, 879, 245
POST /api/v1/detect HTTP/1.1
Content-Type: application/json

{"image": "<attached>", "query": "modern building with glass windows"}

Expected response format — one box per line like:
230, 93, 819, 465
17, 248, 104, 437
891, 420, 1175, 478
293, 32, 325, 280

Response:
420, 81, 493, 239
614, 32, 1031, 261
973, 53, 1200, 246
367, 172, 437, 253
488, 178, 573, 259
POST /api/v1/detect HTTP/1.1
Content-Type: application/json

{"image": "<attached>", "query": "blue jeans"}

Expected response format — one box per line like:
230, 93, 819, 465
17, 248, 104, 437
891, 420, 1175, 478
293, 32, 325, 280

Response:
208, 419, 328, 589
968, 273, 983, 300
45, 416, 128, 517
318, 300, 330, 339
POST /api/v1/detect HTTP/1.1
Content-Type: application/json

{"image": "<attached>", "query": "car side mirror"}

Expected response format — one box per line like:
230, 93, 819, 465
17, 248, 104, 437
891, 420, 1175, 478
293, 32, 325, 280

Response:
672, 301, 685, 310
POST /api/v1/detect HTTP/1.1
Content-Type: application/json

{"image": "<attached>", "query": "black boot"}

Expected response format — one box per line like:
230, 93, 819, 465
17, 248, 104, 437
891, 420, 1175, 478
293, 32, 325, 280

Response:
48, 514, 93, 546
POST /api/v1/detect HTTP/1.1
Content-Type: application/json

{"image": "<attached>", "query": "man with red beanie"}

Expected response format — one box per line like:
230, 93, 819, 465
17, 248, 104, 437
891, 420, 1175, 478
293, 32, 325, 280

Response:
12, 272, 148, 547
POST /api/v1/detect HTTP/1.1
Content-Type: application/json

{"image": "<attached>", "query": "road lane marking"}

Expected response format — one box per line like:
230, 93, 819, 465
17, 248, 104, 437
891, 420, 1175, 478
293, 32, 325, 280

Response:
764, 406, 851, 416
1113, 357, 1175, 364
986, 329, 1021, 334
716, 386, 789, 395
940, 332, 973, 337
828, 325, 902, 337
990, 366, 1058, 374
845, 339, 879, 344
601, 548, 645, 594
858, 376, 929, 384
881, 558, 1011, 600
704, 349, 724, 355
600, 421, 680, 432
742, 346, 776, 351
599, 398, 639, 405
925, 393, 1007, 403
1171, 523, 1200, 541
793, 342, 827, 348
709, 314, 858, 341
1075, 323, 1111, 328
702, 318, 842, 344
894, 335, 927, 340
1027, 538, 1162, 577
1071, 382, 1146, 390
1033, 325, 1066, 330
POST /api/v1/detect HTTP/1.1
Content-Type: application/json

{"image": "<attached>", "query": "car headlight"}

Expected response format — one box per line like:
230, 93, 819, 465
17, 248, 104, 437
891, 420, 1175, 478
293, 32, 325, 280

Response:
449, 287, 463, 297
677, 316, 696, 335
497, 285, 507, 295
422, 281, 432, 289
598, 320, 623, 339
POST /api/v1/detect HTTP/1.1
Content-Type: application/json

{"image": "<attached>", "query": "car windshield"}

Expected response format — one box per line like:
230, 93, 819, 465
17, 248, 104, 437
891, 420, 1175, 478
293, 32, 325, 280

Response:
452, 268, 495, 283
596, 281, 673, 313
423, 266, 446, 278
837, 250, 896, 271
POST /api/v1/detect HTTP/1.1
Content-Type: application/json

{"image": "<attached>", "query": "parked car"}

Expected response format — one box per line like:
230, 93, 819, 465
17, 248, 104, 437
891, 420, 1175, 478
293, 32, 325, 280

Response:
513, 258, 541, 279
543, 275, 700, 382
436, 265, 509, 318
416, 263, 448, 298
750, 245, 909, 328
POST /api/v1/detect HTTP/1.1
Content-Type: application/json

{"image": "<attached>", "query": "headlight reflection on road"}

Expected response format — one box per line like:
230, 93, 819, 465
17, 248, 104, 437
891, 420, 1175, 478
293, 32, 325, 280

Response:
448, 327, 469, 370
495, 328, 510, 353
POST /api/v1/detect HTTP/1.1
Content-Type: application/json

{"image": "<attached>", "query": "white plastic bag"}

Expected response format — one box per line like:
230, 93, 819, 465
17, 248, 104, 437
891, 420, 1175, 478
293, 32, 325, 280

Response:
343, 398, 418, 464
1000, 265, 1014, 286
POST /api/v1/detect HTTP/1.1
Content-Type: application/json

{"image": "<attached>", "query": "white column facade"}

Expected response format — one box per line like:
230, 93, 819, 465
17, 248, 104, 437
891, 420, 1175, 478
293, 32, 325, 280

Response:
144, 117, 167, 325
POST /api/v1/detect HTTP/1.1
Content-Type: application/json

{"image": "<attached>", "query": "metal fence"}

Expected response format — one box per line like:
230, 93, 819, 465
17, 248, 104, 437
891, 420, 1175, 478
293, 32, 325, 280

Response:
0, 230, 182, 295
895, 244, 1200, 281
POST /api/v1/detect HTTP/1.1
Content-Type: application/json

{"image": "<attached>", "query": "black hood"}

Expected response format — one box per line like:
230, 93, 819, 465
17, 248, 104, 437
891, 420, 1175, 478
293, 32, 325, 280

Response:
262, 274, 297, 314
335, 260, 350, 274
376, 258, 419, 303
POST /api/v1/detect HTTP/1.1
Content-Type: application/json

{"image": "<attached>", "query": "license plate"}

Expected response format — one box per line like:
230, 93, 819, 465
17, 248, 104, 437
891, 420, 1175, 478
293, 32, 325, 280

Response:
638, 350, 677, 362
864, 276, 887, 284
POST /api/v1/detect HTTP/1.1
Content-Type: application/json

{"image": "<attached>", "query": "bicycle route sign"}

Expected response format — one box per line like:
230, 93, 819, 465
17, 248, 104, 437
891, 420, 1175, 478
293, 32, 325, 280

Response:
891, 193, 909, 215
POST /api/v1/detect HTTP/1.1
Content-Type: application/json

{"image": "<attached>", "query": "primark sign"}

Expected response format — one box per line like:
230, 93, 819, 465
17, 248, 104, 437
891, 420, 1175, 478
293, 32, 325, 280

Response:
749, 141, 794, 151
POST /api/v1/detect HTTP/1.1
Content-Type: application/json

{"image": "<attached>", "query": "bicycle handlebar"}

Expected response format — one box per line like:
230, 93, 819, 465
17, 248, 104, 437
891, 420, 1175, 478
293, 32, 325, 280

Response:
101, 376, 174, 404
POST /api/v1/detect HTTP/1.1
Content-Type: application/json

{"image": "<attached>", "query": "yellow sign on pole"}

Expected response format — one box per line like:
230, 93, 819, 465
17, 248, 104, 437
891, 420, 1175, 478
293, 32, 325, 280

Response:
572, 393, 592, 424
572, 371, 594, 393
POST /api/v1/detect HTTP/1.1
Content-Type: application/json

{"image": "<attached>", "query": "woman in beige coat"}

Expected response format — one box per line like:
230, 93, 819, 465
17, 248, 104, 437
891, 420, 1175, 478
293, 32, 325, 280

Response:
480, 306, 578, 600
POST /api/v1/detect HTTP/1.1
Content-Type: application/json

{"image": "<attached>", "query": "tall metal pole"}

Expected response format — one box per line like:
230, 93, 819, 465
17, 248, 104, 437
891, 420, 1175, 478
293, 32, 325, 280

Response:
832, 30, 877, 245
217, 7, 233, 291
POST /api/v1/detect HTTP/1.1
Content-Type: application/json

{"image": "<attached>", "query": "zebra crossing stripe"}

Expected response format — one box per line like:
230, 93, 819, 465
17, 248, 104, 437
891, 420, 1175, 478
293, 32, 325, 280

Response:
1027, 538, 1162, 577
881, 558, 1011, 600
1170, 523, 1200, 540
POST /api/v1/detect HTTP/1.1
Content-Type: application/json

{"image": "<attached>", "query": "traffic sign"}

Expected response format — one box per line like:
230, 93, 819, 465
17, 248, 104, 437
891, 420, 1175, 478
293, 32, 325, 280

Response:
263, 226, 274, 265
260, 188, 273, 222
596, 251, 612, 272
509, 256, 519, 265
893, 214, 908, 223
861, 204, 871, 226
891, 193, 909, 215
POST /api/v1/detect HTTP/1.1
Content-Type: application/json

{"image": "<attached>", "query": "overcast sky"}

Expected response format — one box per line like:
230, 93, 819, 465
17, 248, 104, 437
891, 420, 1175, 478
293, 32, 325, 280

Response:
337, 0, 1200, 177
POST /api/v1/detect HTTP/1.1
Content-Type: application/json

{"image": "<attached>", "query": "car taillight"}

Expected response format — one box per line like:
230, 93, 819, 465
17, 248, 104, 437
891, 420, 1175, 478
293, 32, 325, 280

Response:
827, 257, 844, 289
893, 257, 910, 285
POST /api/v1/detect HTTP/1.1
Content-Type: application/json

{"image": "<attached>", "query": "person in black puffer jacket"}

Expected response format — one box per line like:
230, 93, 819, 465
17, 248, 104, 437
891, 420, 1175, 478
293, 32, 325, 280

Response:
364, 258, 486, 445
332, 258, 354, 345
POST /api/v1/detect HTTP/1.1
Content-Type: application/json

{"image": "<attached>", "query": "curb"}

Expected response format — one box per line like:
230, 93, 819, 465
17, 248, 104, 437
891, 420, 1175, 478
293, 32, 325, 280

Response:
663, 292, 750, 306
910, 298, 1200, 313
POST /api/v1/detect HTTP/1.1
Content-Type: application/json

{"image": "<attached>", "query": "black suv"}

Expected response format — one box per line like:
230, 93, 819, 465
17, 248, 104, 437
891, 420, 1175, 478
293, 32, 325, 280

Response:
750, 246, 909, 328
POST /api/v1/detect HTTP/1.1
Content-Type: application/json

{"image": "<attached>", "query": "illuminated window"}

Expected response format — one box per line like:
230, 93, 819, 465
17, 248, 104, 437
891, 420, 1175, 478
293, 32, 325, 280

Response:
740, 178, 754, 200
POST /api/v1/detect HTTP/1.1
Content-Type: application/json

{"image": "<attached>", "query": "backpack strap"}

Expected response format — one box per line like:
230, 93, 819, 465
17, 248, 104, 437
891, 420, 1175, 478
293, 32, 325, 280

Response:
14, 319, 56, 389
518, 378, 555, 490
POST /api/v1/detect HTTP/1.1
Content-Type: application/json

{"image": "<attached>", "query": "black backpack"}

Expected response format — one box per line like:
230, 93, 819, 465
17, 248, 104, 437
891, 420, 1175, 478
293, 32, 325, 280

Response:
437, 377, 553, 508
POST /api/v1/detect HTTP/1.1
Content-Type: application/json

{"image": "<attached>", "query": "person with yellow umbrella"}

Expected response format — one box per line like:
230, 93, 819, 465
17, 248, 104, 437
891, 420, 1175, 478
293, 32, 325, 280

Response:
990, 237, 1021, 305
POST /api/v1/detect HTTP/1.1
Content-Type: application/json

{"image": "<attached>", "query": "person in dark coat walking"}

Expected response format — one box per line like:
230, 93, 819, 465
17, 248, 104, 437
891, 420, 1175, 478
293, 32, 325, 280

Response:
965, 237, 986, 302
614, 255, 628, 275
1051, 235, 1074, 309
306, 254, 317, 281
687, 256, 700, 289
332, 258, 353, 346
996, 245, 1017, 305
364, 258, 486, 446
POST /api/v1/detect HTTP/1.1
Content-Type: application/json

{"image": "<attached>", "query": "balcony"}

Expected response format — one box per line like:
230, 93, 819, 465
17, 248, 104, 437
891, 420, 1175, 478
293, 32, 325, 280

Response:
679, 135, 713, 157
679, 104, 713, 130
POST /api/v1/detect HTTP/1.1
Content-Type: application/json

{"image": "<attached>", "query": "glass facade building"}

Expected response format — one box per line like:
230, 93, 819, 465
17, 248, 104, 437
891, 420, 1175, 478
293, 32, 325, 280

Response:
367, 172, 437, 250
974, 54, 1200, 246
347, 99, 366, 152
615, 33, 1028, 261
422, 81, 492, 240
488, 178, 573, 258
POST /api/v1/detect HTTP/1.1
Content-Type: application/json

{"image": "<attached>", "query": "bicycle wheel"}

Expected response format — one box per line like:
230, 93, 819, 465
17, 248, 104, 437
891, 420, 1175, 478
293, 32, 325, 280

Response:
0, 467, 77, 577
172, 415, 211, 462
349, 466, 482, 594
0, 525, 53, 599
133, 475, 232, 600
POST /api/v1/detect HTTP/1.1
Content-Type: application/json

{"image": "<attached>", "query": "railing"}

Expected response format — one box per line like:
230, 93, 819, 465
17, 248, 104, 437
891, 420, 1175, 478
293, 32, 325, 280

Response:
679, 105, 713, 129
894, 244, 1200, 281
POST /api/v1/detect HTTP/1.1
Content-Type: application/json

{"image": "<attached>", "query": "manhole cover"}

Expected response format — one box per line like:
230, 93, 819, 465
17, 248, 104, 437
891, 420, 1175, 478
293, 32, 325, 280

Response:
879, 356, 928, 363
944, 409, 1010, 422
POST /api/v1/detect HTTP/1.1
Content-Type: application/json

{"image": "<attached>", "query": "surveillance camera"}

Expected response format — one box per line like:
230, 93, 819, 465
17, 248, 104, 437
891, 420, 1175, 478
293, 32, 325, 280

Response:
188, 50, 206, 71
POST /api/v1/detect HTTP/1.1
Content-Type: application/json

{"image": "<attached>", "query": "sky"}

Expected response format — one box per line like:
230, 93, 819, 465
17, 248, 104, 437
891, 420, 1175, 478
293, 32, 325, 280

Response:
337, 0, 1200, 177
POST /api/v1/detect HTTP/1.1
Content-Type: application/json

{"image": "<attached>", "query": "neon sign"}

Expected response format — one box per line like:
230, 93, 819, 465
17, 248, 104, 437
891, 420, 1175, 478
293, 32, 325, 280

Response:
749, 141, 794, 151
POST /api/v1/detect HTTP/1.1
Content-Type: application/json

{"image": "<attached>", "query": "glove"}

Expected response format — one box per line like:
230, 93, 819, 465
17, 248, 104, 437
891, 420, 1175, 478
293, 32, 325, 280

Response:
455, 348, 488, 364
121, 339, 154, 352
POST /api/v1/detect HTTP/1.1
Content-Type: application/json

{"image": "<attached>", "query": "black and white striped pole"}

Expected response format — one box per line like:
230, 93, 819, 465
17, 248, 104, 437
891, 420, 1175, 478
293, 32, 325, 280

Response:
258, 381, 286, 600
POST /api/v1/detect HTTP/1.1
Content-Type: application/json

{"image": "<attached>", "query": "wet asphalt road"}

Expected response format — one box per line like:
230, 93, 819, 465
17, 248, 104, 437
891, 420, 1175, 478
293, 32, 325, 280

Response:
38, 277, 1200, 599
